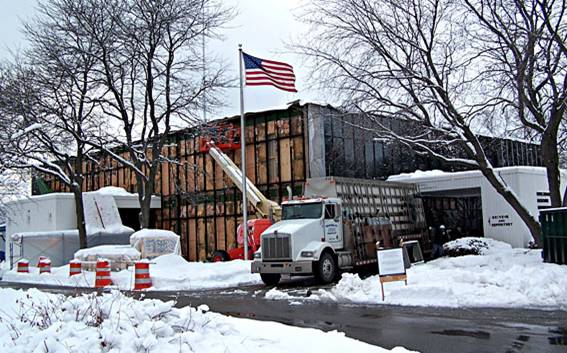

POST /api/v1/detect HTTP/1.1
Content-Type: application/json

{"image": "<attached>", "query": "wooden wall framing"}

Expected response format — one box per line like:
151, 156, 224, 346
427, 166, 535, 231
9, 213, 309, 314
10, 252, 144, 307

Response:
39, 106, 308, 261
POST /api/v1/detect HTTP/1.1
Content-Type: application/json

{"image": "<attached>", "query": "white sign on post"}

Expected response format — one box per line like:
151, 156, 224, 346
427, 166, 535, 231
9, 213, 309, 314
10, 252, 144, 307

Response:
377, 248, 406, 276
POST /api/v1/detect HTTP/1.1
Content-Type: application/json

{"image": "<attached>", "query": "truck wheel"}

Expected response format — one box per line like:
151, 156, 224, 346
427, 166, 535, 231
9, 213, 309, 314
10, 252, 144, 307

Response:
260, 273, 281, 286
212, 250, 230, 262
316, 252, 338, 284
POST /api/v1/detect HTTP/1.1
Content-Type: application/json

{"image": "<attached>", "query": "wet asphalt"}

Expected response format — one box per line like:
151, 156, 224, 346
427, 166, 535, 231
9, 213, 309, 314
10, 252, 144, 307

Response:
1, 280, 565, 353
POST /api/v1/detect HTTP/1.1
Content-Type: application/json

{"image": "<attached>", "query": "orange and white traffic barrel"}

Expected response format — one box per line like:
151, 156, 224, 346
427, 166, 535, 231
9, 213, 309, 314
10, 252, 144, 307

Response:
133, 261, 152, 290
95, 259, 113, 288
38, 257, 51, 274
17, 259, 29, 273
37, 255, 48, 267
69, 260, 82, 276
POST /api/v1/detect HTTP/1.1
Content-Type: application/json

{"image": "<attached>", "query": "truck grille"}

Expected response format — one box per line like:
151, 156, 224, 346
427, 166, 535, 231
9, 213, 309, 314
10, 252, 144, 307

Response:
262, 233, 291, 261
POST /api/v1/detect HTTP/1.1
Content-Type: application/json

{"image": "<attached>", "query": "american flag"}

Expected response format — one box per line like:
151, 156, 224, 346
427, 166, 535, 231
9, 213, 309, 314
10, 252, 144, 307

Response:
242, 52, 297, 93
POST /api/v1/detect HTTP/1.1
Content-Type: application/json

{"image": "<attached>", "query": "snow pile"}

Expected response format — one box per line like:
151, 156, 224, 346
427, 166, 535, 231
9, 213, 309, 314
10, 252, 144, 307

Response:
0, 288, 415, 353
130, 229, 181, 258
75, 245, 141, 260
443, 237, 512, 257
268, 243, 567, 309
1, 254, 261, 291
149, 254, 260, 290
74, 245, 141, 270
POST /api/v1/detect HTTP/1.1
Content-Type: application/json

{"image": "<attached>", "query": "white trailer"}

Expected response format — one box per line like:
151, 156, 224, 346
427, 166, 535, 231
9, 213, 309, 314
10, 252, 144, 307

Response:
4, 188, 161, 267
388, 166, 567, 248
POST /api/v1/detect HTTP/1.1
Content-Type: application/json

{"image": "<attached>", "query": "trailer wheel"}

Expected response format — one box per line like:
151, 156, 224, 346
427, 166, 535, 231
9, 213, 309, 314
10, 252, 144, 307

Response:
315, 251, 338, 284
260, 273, 281, 286
211, 250, 230, 262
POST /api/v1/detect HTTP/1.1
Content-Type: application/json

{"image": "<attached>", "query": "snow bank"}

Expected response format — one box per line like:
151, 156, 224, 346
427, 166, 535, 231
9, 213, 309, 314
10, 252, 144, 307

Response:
1, 254, 261, 291
0, 288, 415, 353
269, 244, 567, 309
150, 254, 260, 290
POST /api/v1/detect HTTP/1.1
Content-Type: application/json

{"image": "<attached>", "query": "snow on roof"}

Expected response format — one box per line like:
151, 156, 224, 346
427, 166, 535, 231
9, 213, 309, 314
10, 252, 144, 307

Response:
90, 186, 135, 197
388, 166, 564, 182
130, 228, 180, 240
6, 186, 137, 205
11, 230, 78, 242
540, 207, 567, 213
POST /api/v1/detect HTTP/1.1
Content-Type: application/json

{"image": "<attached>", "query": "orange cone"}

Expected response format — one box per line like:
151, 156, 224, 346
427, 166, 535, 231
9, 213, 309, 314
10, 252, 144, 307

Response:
134, 261, 152, 290
17, 259, 29, 273
95, 259, 113, 288
69, 260, 82, 276
38, 257, 51, 274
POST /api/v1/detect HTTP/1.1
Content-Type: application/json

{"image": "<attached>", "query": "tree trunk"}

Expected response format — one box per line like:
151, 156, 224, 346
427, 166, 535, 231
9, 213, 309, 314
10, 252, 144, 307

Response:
136, 175, 155, 229
480, 167, 542, 246
541, 129, 562, 207
140, 192, 153, 229
72, 185, 88, 249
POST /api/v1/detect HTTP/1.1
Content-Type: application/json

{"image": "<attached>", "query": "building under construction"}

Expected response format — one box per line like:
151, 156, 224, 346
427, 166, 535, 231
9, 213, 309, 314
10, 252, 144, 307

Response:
34, 102, 542, 261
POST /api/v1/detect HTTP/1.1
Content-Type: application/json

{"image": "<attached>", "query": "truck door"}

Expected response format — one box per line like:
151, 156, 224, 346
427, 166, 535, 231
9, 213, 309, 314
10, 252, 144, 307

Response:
324, 203, 343, 247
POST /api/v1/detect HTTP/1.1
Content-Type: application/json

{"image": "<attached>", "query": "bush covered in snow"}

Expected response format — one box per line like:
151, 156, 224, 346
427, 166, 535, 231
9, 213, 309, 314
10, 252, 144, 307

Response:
443, 237, 490, 257
443, 237, 511, 257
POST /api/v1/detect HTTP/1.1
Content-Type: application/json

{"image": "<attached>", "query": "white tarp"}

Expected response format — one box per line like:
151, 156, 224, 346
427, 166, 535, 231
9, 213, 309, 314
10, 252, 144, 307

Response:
130, 229, 180, 259
82, 192, 133, 235
9, 191, 134, 267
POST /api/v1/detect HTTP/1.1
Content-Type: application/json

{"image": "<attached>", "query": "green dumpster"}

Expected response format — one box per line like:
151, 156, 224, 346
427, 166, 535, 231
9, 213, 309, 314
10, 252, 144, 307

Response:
540, 208, 567, 265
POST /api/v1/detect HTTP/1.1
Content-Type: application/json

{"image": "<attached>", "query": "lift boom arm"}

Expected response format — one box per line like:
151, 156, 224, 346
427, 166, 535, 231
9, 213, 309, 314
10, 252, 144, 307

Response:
207, 144, 282, 221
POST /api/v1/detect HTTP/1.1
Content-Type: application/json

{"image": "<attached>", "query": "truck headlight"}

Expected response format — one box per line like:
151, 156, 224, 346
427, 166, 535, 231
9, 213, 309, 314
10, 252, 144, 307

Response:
300, 251, 314, 258
253, 252, 262, 259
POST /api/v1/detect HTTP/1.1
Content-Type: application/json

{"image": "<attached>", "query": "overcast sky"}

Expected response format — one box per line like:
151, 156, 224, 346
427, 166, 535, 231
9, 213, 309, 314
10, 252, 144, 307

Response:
0, 0, 321, 120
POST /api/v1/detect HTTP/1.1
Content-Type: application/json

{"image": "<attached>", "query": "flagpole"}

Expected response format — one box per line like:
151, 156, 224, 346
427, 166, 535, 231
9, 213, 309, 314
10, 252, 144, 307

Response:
238, 44, 249, 261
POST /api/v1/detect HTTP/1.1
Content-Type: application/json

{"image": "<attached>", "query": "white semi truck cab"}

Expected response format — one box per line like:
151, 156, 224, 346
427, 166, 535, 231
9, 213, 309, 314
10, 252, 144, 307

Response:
251, 177, 428, 285
252, 197, 346, 284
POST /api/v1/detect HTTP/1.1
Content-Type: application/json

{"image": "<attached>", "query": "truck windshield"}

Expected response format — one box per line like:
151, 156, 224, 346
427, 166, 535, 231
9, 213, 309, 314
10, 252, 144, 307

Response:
282, 202, 322, 220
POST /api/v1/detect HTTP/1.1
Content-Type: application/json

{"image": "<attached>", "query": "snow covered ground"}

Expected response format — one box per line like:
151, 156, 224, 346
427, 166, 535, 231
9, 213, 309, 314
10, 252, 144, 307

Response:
0, 288, 415, 353
1, 254, 261, 291
266, 239, 567, 310
3, 238, 566, 310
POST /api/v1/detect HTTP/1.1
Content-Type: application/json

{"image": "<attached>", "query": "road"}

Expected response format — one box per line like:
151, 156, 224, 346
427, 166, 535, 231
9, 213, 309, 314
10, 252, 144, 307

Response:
1, 281, 565, 353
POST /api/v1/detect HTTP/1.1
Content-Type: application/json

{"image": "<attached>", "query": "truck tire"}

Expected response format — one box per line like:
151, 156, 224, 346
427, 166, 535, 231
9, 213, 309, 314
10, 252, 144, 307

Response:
211, 250, 230, 262
315, 251, 338, 284
260, 273, 281, 286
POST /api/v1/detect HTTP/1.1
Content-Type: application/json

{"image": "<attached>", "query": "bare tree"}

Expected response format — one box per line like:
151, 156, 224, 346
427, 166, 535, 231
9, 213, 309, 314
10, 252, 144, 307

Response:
46, 0, 233, 228
297, 0, 562, 244
0, 0, 103, 249
462, 0, 567, 207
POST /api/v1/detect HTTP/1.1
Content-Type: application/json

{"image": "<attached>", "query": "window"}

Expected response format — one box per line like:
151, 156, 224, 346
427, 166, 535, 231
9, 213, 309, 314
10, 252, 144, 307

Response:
325, 204, 336, 220
282, 202, 323, 220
